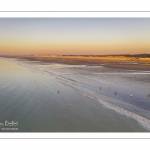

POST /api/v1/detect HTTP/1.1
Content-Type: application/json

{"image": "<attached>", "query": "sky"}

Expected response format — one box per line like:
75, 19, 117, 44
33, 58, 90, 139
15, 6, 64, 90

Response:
0, 18, 150, 55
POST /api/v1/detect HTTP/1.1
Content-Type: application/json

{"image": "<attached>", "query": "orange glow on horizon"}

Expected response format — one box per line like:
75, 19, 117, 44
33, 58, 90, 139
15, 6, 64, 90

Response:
0, 39, 150, 55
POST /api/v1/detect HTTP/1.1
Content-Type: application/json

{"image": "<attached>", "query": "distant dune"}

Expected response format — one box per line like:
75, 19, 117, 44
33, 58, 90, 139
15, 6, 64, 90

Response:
8, 54, 149, 61
1, 54, 150, 61
31, 54, 150, 62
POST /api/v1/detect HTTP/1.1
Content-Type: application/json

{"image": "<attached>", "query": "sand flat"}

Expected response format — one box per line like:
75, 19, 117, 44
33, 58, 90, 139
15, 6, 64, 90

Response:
8, 55, 150, 71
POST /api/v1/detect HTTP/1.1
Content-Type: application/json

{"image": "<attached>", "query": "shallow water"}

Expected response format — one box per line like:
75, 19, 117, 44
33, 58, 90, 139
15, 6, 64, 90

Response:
0, 57, 150, 132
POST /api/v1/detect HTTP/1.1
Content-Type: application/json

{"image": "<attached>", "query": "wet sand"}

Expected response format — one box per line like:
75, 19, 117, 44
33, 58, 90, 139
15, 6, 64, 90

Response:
13, 55, 150, 71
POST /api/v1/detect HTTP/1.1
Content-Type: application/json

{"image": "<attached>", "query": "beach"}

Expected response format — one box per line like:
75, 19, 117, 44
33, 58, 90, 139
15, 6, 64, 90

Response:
14, 55, 150, 71
0, 56, 150, 132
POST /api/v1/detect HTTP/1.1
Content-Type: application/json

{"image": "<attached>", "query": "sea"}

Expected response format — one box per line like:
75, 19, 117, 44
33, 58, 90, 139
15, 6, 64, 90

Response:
0, 57, 150, 132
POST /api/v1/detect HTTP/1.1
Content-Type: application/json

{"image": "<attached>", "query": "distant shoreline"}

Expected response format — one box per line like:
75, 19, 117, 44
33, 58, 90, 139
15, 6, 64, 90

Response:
1, 54, 150, 60
1, 54, 150, 71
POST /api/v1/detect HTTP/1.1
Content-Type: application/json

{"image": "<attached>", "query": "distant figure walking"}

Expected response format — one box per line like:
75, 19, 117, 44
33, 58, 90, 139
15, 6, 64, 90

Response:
109, 87, 110, 89
115, 92, 117, 95
100, 87, 102, 90
58, 91, 59, 94
130, 95, 132, 99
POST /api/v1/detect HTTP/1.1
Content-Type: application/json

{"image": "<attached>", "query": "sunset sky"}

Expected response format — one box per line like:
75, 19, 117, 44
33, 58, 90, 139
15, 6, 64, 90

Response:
0, 18, 150, 55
